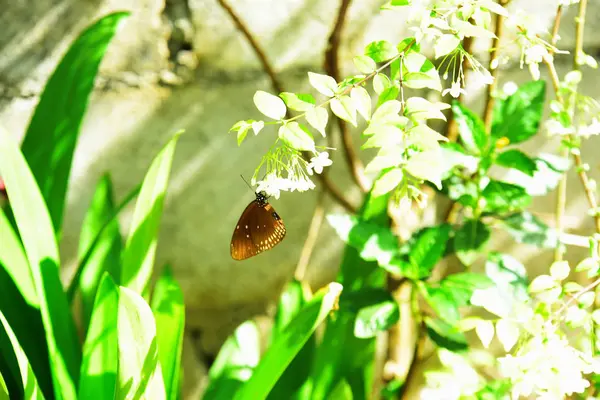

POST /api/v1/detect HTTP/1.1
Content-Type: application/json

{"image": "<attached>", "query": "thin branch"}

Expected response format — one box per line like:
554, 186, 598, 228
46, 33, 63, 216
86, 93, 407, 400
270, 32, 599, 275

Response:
215, 0, 284, 94
294, 190, 326, 281
217, 0, 357, 212
482, 0, 509, 133
325, 0, 370, 193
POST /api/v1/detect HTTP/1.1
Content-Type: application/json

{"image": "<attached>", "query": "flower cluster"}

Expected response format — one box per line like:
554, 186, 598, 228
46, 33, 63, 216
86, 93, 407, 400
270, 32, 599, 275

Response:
252, 147, 332, 199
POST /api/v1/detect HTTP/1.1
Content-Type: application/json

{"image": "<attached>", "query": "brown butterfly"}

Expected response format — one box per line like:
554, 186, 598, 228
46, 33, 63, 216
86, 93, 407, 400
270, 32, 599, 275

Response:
230, 191, 286, 260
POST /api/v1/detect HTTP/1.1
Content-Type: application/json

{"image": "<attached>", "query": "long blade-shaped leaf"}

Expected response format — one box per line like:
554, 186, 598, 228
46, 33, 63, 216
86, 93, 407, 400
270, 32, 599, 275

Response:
234, 282, 343, 400
116, 286, 166, 399
20, 12, 130, 233
0, 311, 44, 400
78, 174, 122, 331
78, 273, 119, 399
0, 209, 52, 399
310, 192, 390, 400
150, 266, 185, 400
0, 127, 80, 398
121, 133, 182, 294
203, 321, 261, 400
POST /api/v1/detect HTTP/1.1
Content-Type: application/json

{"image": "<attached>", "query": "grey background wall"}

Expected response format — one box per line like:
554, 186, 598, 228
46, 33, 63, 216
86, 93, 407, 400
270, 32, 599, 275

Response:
1, 0, 599, 397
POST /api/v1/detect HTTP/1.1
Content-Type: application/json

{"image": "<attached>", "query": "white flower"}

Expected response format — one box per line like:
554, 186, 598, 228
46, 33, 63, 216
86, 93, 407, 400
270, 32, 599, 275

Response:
503, 81, 519, 96
579, 118, 600, 137
255, 174, 281, 199
308, 151, 333, 174
525, 44, 548, 64
546, 119, 575, 136
442, 81, 466, 98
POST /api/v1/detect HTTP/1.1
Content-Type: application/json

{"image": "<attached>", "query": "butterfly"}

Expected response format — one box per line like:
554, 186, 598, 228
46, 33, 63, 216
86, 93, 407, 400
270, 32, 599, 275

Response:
230, 191, 286, 260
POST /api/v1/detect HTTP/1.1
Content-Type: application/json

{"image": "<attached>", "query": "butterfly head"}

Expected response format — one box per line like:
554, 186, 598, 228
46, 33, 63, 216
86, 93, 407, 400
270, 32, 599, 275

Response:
255, 191, 269, 206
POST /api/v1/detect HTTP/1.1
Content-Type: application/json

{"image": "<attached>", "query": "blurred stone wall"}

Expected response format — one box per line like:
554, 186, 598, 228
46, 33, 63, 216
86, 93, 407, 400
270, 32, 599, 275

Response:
1, 0, 599, 397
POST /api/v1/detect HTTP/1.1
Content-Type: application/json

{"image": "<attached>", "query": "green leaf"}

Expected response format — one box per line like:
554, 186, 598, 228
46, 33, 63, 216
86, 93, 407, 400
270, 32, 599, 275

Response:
78, 174, 122, 332
268, 280, 315, 400
499, 211, 558, 248
279, 93, 315, 112
79, 273, 119, 399
424, 317, 468, 351
308, 72, 338, 97
203, 321, 260, 400
278, 122, 316, 151
492, 80, 546, 144
0, 207, 52, 399
441, 273, 494, 308
305, 107, 328, 137
20, 12, 130, 233
402, 53, 442, 92
327, 214, 399, 267
0, 126, 80, 399
405, 150, 444, 190
454, 219, 490, 266
486, 252, 528, 293
499, 153, 570, 196
67, 183, 141, 302
441, 175, 478, 208
151, 266, 185, 400
451, 101, 488, 155
408, 224, 451, 279
254, 90, 287, 120
373, 74, 392, 95
353, 55, 377, 74
422, 286, 460, 325
310, 191, 389, 400
234, 283, 343, 400
121, 133, 181, 294
351, 87, 372, 122
481, 180, 531, 213
330, 95, 357, 127
230, 120, 252, 146
396, 37, 419, 54
116, 286, 165, 399
0, 310, 44, 400
495, 149, 537, 176
354, 300, 399, 338
377, 85, 400, 107
405, 97, 449, 121
434, 34, 460, 59
364, 40, 398, 62
372, 168, 404, 197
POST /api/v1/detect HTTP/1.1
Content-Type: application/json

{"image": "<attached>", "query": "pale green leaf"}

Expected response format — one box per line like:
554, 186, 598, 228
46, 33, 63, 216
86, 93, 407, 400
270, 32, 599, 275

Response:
365, 147, 402, 173
550, 261, 570, 281
351, 87, 372, 121
278, 122, 315, 151
372, 168, 403, 197
373, 74, 391, 95
306, 107, 328, 137
475, 320, 494, 348
405, 97, 449, 121
308, 72, 338, 97
405, 150, 444, 189
116, 286, 166, 400
529, 275, 557, 293
434, 34, 460, 59
371, 100, 402, 124
253, 91, 287, 120
353, 55, 377, 74
251, 121, 264, 135
403, 53, 442, 92
330, 96, 357, 127
279, 92, 315, 112
364, 40, 398, 62
495, 319, 519, 352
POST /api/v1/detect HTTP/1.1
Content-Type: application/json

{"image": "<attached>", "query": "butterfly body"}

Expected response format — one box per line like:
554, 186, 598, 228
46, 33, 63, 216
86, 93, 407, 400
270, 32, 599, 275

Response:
230, 192, 286, 260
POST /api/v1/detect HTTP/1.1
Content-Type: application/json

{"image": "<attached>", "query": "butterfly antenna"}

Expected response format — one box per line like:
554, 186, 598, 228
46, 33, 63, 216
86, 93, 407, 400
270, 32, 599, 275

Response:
240, 174, 254, 191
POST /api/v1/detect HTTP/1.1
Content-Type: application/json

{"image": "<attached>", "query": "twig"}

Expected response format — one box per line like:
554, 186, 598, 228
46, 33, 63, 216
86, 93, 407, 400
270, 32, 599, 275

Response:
482, 0, 509, 133
217, 0, 357, 212
294, 189, 326, 281
325, 0, 370, 193
215, 0, 284, 94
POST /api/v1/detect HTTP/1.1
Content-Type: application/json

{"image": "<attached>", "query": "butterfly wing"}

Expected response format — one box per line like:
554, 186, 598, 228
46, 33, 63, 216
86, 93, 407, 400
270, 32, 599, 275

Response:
230, 200, 286, 260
